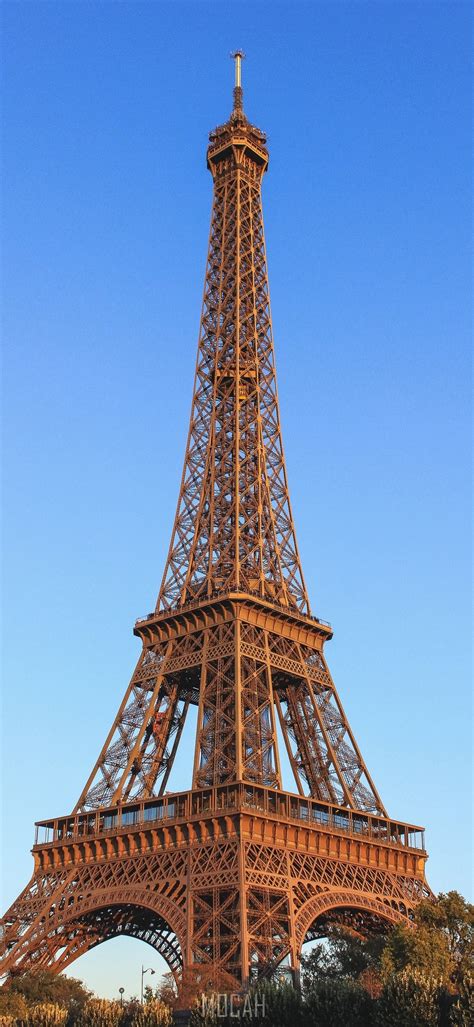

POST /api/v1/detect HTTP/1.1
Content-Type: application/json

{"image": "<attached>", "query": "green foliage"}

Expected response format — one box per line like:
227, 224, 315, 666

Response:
301, 892, 474, 1011
305, 977, 374, 1026
9, 972, 90, 1013
376, 968, 445, 1026
380, 920, 452, 984
449, 974, 474, 1025
301, 928, 385, 990
243, 980, 304, 1026
380, 893, 474, 989
415, 892, 474, 984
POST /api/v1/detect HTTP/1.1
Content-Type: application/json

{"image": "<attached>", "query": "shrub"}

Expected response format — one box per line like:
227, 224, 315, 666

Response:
190, 979, 304, 1026
0, 992, 29, 1020
127, 999, 172, 1026
243, 980, 304, 1026
376, 968, 444, 1026
73, 999, 124, 1026
305, 977, 373, 1026
25, 1004, 68, 1025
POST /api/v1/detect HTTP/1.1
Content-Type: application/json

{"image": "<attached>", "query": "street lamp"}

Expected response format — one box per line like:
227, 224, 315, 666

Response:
141, 965, 155, 1004
118, 987, 125, 1008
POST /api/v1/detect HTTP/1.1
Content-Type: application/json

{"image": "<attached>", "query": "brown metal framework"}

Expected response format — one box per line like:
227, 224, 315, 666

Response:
1, 55, 429, 990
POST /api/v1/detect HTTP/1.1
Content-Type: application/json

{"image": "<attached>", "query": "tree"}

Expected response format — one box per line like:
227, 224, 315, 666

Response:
7, 971, 91, 1013
301, 894, 474, 997
381, 893, 474, 989
301, 927, 386, 990
380, 920, 452, 984
154, 975, 176, 1010
415, 892, 474, 984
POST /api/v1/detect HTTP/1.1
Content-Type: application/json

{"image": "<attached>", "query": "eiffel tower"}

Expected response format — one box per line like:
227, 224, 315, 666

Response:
1, 54, 430, 991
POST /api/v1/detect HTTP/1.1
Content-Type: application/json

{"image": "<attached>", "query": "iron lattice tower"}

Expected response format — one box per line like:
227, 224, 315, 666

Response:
1, 55, 429, 990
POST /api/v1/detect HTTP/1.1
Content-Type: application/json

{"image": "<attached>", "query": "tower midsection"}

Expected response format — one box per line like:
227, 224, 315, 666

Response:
137, 593, 331, 794
132, 593, 383, 811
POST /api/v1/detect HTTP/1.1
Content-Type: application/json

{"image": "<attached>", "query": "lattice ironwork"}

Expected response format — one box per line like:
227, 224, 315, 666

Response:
1, 54, 429, 993
157, 64, 308, 617
72, 615, 384, 812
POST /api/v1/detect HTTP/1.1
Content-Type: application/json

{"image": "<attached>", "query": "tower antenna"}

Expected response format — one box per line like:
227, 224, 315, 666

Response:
230, 49, 245, 111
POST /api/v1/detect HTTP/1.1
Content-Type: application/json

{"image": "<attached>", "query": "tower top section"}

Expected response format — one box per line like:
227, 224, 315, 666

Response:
157, 53, 308, 614
207, 52, 268, 175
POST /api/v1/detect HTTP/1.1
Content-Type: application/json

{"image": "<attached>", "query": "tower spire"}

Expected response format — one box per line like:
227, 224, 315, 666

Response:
231, 49, 245, 113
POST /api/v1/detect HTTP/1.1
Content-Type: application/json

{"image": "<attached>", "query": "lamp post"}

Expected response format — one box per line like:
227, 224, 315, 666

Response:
118, 987, 125, 1008
140, 965, 155, 1004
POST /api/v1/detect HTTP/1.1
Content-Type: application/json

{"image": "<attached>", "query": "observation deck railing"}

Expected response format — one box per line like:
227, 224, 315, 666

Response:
33, 783, 425, 853
135, 588, 332, 631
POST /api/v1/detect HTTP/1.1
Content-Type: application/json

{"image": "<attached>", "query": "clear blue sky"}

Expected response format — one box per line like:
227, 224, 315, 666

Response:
2, 0, 471, 1001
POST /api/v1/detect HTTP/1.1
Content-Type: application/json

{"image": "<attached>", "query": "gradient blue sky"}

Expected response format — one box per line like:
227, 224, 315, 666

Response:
2, 0, 472, 1001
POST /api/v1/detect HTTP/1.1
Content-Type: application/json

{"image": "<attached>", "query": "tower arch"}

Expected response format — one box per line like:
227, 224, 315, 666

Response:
296, 889, 410, 957
3, 881, 186, 980
47, 901, 183, 976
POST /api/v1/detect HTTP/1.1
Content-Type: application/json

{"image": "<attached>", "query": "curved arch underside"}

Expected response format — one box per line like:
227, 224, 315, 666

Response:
304, 907, 394, 943
40, 904, 182, 976
296, 890, 409, 952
